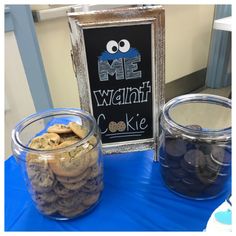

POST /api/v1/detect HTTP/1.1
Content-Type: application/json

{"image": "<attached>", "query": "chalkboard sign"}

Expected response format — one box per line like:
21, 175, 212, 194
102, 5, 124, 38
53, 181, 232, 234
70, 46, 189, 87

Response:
68, 6, 165, 158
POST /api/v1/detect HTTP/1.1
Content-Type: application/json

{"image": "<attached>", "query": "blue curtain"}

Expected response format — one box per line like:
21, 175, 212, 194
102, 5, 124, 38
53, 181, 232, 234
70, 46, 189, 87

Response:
205, 5, 231, 88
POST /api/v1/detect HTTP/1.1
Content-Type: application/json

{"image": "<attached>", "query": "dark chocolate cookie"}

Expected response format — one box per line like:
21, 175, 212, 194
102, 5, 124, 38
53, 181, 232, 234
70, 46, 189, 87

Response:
161, 168, 181, 190
165, 138, 187, 159
211, 146, 231, 166
182, 149, 205, 172
182, 176, 204, 192
197, 164, 219, 184
159, 156, 170, 169
169, 167, 187, 179
205, 154, 230, 176
203, 183, 225, 197
198, 143, 212, 155
166, 158, 181, 169
205, 154, 221, 172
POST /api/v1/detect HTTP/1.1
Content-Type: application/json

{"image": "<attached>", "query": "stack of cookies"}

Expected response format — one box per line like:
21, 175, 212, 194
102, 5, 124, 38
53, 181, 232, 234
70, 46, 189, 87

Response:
160, 133, 231, 199
26, 122, 103, 218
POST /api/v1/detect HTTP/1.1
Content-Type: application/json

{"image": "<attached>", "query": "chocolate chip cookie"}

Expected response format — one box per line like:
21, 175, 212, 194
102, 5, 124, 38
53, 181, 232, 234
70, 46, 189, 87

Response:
47, 124, 72, 134
27, 158, 55, 193
56, 167, 91, 184
56, 191, 87, 211
28, 133, 61, 151
25, 121, 102, 218
49, 151, 90, 177
59, 132, 81, 143
32, 190, 58, 205
81, 175, 103, 193
83, 192, 100, 206
58, 205, 89, 218
53, 181, 77, 198
69, 122, 88, 139
61, 178, 87, 191
36, 202, 57, 215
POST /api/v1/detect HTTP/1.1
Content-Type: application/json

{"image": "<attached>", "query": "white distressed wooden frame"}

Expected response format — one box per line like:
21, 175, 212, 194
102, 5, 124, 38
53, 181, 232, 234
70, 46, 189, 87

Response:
68, 6, 165, 160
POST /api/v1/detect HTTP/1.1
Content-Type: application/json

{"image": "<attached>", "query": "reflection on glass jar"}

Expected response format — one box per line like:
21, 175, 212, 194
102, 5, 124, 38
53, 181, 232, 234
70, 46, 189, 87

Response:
159, 94, 231, 200
11, 108, 103, 220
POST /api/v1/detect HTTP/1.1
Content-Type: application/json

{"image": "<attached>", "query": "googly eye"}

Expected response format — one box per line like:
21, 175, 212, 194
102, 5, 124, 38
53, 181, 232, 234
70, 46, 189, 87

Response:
106, 40, 118, 54
118, 39, 130, 53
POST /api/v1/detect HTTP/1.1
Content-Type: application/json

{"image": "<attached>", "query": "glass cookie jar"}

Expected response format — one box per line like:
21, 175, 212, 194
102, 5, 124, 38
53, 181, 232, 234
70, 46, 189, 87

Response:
159, 94, 231, 200
11, 108, 103, 220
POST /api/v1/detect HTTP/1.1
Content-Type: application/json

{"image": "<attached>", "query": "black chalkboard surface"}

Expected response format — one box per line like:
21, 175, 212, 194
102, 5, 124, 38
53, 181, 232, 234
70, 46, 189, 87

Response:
68, 6, 165, 156
83, 24, 152, 143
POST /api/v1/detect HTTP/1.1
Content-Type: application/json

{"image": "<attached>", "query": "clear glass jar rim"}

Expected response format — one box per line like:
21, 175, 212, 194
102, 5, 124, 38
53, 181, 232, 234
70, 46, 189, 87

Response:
12, 108, 98, 155
162, 94, 231, 140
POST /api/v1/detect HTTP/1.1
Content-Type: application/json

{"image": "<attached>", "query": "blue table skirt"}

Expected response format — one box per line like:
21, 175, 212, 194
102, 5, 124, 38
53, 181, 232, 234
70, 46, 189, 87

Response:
5, 150, 230, 231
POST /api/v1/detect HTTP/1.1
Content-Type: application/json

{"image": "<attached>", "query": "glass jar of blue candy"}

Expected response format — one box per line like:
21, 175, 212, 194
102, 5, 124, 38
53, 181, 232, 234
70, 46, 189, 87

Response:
159, 94, 231, 199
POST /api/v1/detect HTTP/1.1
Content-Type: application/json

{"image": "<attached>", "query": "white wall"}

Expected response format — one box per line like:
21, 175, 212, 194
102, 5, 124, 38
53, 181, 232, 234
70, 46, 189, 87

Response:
5, 32, 36, 158
34, 17, 80, 108
164, 5, 214, 82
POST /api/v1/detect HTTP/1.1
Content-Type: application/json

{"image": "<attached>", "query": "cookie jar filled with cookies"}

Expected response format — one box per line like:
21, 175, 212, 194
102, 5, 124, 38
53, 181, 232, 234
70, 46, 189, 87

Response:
11, 108, 103, 219
159, 94, 231, 199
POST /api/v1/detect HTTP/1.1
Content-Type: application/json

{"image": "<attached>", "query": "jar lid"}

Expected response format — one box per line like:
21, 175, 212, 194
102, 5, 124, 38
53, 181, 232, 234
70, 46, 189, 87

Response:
162, 94, 231, 142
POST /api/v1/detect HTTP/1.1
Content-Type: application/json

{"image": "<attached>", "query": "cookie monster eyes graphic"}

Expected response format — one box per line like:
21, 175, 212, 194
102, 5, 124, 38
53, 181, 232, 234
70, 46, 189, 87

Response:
99, 39, 140, 61
106, 39, 130, 54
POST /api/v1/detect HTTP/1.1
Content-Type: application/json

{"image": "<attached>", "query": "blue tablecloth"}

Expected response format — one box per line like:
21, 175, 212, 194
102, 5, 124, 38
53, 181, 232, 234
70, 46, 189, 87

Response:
5, 150, 230, 231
